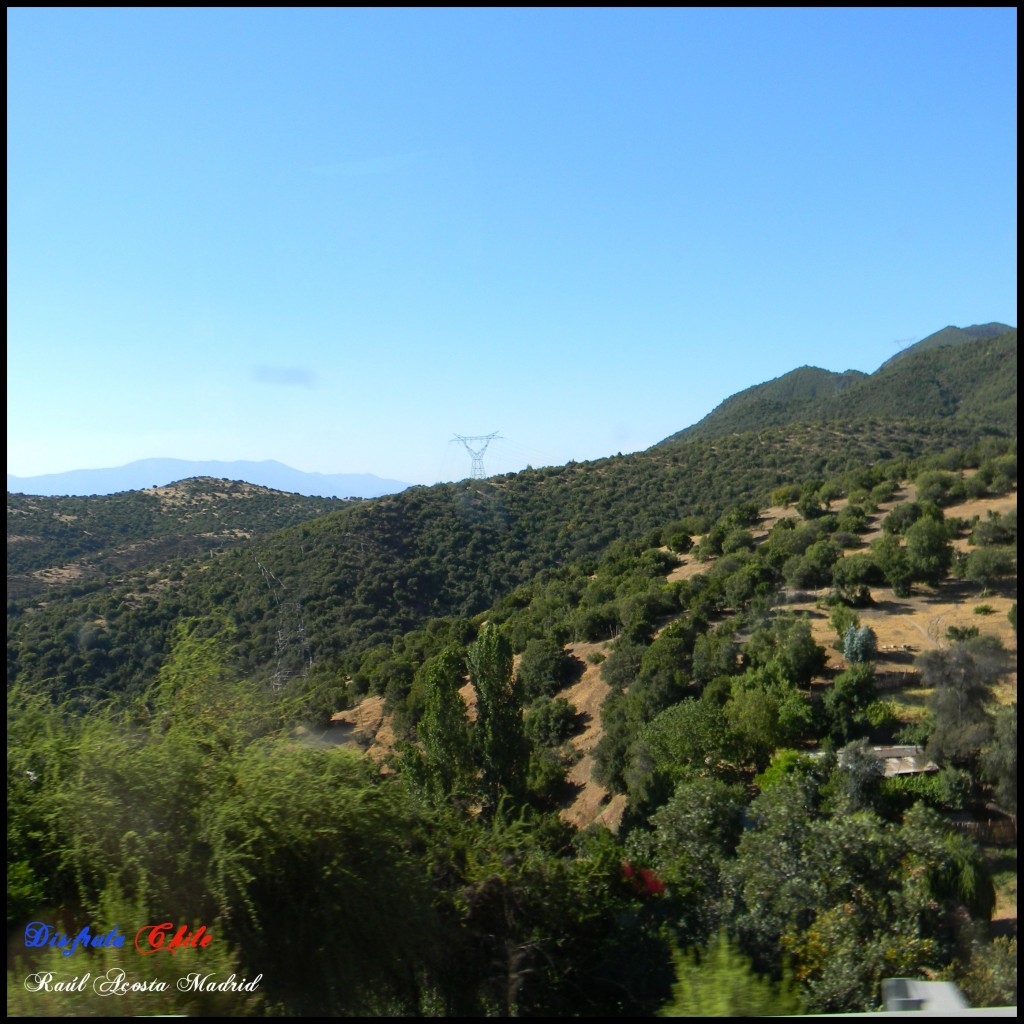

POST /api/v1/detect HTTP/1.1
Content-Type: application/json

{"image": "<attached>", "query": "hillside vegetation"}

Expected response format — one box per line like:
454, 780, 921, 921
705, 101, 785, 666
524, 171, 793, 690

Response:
8, 420, 985, 708
878, 322, 1012, 370
660, 325, 1016, 443
7, 327, 1017, 1016
7, 478, 349, 600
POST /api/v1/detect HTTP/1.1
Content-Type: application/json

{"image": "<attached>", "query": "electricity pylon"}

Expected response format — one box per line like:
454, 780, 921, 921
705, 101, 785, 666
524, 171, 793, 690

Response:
452, 432, 501, 480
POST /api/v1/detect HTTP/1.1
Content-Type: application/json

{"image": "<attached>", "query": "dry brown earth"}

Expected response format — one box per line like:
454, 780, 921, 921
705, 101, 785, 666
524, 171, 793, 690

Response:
559, 641, 626, 832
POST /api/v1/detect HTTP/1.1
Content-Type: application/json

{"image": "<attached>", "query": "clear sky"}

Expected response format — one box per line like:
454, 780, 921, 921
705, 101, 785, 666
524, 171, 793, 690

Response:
7, 8, 1017, 486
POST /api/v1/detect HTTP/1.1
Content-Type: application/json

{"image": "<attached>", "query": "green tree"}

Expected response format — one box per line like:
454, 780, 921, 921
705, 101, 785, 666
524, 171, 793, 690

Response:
666, 531, 694, 554
419, 647, 474, 801
524, 697, 577, 748
722, 528, 756, 554
786, 539, 842, 589
744, 614, 826, 687
871, 534, 913, 596
966, 546, 1016, 595
830, 604, 859, 650
796, 491, 825, 520
630, 774, 746, 942
516, 636, 573, 699
825, 665, 878, 743
725, 681, 784, 771
692, 627, 739, 688
831, 738, 884, 810
970, 509, 1016, 547
883, 501, 924, 535
600, 635, 647, 690
831, 552, 879, 605
920, 639, 1008, 767
980, 703, 1016, 814
626, 699, 735, 807
905, 517, 953, 585
468, 623, 528, 808
731, 791, 984, 1013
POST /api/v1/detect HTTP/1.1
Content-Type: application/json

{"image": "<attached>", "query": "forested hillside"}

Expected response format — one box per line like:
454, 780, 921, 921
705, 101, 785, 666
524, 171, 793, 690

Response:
878, 322, 1012, 370
8, 419, 983, 708
660, 327, 1016, 443
7, 333, 1017, 1016
7, 478, 349, 600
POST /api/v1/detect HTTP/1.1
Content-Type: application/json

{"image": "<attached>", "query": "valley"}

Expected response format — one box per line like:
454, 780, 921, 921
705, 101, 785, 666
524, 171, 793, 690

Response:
7, 326, 1017, 1016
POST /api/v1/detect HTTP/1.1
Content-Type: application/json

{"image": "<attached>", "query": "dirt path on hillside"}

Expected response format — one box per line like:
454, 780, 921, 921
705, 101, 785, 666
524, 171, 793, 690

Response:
559, 641, 626, 831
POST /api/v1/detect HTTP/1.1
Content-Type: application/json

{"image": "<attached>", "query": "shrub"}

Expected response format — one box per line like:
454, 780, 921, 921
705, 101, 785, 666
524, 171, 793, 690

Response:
666, 532, 694, 555
524, 697, 578, 748
517, 637, 574, 699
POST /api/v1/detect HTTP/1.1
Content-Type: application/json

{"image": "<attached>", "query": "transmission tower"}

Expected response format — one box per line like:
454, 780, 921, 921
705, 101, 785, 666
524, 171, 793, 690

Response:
452, 432, 501, 480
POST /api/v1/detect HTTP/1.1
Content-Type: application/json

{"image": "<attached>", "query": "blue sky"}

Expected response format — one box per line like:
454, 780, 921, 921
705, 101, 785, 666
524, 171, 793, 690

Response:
7, 8, 1017, 485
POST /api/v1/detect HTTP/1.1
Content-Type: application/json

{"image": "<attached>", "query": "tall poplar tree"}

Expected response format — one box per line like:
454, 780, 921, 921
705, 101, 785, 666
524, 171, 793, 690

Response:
467, 623, 527, 809
419, 647, 473, 801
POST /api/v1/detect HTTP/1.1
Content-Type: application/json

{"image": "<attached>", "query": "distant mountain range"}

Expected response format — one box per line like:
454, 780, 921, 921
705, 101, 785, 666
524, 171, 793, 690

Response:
656, 323, 1015, 445
6, 458, 411, 499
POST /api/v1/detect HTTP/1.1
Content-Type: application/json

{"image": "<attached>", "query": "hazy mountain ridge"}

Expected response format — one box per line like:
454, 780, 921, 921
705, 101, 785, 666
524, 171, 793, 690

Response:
7, 476, 351, 600
658, 325, 1016, 445
7, 457, 411, 499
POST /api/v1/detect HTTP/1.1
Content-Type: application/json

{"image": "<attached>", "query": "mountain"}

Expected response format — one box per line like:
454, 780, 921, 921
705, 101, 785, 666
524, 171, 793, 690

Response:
657, 326, 1016, 445
7, 477, 351, 601
6, 458, 411, 499
657, 365, 868, 444
7, 323, 1015, 707
6, 419, 985, 706
7, 321, 1016, 1020
877, 321, 1012, 370
820, 327, 1017, 426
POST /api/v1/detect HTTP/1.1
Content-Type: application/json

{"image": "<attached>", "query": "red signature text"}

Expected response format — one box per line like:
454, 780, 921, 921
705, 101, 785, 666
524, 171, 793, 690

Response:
134, 923, 213, 956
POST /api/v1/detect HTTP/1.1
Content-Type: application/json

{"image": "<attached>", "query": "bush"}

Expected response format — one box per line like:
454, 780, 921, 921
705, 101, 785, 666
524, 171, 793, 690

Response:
864, 699, 898, 730
956, 937, 1018, 1010
770, 484, 801, 507
883, 502, 923, 535
516, 634, 573, 700
722, 528, 756, 555
966, 546, 1016, 594
666, 532, 694, 555
880, 766, 971, 811
525, 697, 578, 748
946, 625, 980, 643
829, 605, 859, 652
